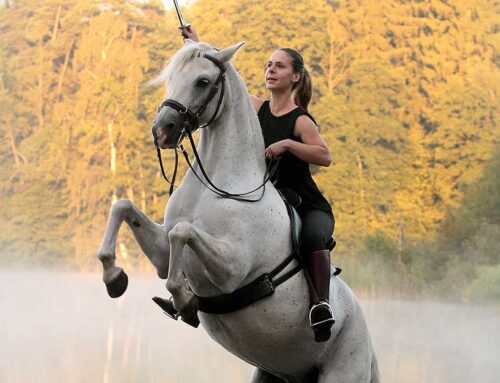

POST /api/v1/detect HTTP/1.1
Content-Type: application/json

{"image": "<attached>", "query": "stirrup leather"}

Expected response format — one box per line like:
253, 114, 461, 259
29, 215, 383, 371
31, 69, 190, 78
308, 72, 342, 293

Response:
309, 301, 335, 328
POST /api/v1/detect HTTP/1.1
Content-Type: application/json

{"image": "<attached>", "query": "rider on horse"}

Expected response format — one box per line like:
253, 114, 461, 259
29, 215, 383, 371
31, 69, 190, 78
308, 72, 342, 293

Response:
155, 27, 336, 343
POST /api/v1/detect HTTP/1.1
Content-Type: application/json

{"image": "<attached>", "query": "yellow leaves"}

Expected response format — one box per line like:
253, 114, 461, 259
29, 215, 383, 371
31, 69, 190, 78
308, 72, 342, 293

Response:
0, 0, 498, 261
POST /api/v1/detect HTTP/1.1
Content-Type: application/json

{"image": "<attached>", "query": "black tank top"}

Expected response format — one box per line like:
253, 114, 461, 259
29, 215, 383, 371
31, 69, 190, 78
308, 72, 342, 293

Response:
258, 101, 332, 213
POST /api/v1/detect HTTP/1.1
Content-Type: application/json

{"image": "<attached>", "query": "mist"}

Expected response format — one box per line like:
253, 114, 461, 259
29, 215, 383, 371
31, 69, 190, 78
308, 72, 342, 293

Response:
1, 269, 498, 382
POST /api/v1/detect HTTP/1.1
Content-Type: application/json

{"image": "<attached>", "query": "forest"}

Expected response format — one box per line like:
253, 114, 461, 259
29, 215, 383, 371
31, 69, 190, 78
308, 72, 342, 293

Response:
0, 0, 498, 301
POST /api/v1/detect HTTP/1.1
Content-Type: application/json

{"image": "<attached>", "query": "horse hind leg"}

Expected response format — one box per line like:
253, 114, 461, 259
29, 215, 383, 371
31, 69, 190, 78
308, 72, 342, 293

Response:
97, 199, 169, 298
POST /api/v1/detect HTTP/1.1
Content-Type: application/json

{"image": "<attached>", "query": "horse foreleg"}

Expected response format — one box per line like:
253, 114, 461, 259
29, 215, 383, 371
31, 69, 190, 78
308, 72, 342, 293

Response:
97, 199, 169, 298
166, 221, 250, 318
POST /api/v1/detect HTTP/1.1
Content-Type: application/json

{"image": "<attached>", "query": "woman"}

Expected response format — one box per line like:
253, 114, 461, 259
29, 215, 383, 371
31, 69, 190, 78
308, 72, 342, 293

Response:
157, 27, 336, 343
253, 46, 336, 343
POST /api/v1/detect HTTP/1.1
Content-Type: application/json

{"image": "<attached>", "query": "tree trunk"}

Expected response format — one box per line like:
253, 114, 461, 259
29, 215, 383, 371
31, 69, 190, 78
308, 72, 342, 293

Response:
325, 17, 350, 94
127, 187, 134, 202
107, 122, 117, 202
140, 169, 146, 212
51, 0, 63, 42
397, 219, 405, 267
8, 128, 27, 166
356, 152, 365, 205
56, 41, 74, 102
36, 70, 45, 128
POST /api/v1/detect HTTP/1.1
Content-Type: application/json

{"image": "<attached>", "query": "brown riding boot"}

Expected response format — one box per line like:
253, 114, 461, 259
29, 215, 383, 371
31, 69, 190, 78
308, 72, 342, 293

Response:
305, 249, 335, 342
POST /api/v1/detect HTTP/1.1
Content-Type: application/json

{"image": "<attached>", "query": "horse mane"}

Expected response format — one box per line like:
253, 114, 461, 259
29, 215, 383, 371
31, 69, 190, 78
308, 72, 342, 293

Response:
148, 42, 216, 87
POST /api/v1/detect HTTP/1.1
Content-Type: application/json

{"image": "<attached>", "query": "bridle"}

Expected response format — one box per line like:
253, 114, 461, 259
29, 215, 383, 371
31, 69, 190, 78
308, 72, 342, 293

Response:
153, 52, 278, 202
155, 54, 227, 145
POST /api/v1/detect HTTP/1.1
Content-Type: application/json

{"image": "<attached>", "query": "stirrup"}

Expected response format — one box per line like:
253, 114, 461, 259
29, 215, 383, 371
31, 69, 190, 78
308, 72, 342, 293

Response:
309, 301, 335, 329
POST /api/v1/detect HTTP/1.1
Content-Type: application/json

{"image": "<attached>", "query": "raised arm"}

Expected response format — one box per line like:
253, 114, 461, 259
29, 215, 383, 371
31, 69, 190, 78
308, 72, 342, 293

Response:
180, 25, 200, 41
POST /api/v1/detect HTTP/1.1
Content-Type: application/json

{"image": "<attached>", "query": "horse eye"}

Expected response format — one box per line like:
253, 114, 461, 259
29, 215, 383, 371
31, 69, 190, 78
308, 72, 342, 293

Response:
195, 78, 210, 88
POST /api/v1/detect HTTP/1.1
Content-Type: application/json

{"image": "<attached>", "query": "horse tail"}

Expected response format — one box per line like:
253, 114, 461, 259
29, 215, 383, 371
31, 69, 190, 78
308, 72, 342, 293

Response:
370, 351, 381, 383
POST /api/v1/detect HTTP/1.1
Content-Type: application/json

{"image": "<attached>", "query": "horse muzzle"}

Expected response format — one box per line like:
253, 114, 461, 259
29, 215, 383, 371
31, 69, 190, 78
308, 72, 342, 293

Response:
152, 108, 185, 149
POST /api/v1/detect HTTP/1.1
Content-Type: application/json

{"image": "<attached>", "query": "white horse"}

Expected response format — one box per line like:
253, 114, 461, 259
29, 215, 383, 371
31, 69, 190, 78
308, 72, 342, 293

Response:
97, 41, 379, 383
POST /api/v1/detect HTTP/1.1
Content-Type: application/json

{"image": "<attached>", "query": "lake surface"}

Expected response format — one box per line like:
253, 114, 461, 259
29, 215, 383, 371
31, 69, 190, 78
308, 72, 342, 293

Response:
1, 269, 498, 382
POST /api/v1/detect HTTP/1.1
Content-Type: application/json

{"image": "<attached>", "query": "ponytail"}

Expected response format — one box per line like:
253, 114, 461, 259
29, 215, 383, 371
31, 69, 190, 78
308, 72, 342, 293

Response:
278, 48, 312, 112
293, 67, 312, 112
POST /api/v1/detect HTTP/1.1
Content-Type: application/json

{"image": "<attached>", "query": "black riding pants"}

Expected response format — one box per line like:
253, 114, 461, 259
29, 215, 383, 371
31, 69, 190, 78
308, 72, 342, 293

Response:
299, 209, 335, 253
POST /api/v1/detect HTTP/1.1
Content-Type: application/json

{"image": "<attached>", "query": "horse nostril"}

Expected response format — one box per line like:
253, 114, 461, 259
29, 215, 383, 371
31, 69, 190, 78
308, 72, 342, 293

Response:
165, 122, 176, 131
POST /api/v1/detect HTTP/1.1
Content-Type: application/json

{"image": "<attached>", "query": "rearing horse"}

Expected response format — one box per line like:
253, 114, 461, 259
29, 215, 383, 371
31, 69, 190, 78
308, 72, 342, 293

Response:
97, 41, 379, 383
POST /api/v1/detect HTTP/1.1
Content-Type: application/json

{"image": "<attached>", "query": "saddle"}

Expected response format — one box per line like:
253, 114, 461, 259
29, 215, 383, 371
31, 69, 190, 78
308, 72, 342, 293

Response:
278, 188, 336, 254
278, 188, 302, 255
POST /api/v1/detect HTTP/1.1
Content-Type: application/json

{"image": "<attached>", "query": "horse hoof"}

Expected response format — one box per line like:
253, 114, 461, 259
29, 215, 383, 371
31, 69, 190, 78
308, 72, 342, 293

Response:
105, 270, 128, 298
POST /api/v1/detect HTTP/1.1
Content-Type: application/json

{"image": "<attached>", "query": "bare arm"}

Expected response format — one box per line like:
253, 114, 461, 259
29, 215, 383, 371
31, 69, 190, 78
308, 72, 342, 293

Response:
265, 115, 332, 167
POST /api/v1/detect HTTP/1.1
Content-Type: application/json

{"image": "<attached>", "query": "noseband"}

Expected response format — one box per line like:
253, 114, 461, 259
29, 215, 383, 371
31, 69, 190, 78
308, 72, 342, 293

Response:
154, 52, 278, 202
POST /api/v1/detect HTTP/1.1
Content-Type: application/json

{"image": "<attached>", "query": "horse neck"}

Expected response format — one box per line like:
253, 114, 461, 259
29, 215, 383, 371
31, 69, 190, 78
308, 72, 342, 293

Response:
194, 67, 267, 192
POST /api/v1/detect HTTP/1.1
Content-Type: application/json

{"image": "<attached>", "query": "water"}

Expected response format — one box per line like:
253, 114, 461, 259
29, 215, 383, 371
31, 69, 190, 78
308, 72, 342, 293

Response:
1, 269, 498, 382
362, 299, 500, 383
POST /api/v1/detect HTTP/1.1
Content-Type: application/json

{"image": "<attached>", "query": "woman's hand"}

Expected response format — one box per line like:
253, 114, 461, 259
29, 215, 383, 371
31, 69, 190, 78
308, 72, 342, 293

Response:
180, 26, 200, 42
265, 140, 290, 160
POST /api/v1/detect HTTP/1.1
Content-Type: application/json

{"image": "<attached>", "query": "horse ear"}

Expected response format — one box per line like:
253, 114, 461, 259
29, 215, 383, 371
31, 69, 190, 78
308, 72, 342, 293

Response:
214, 42, 245, 63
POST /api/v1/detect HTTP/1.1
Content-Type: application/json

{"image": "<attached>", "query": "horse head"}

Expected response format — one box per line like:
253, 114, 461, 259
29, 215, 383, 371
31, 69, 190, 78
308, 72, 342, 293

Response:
151, 41, 244, 150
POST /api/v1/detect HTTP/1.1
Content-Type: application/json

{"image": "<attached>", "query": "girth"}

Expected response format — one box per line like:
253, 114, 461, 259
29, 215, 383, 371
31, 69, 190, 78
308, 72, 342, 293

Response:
195, 197, 302, 315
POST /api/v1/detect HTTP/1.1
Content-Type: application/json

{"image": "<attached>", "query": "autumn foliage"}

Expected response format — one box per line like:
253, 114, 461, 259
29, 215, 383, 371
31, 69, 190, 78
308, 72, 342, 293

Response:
0, 0, 498, 300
